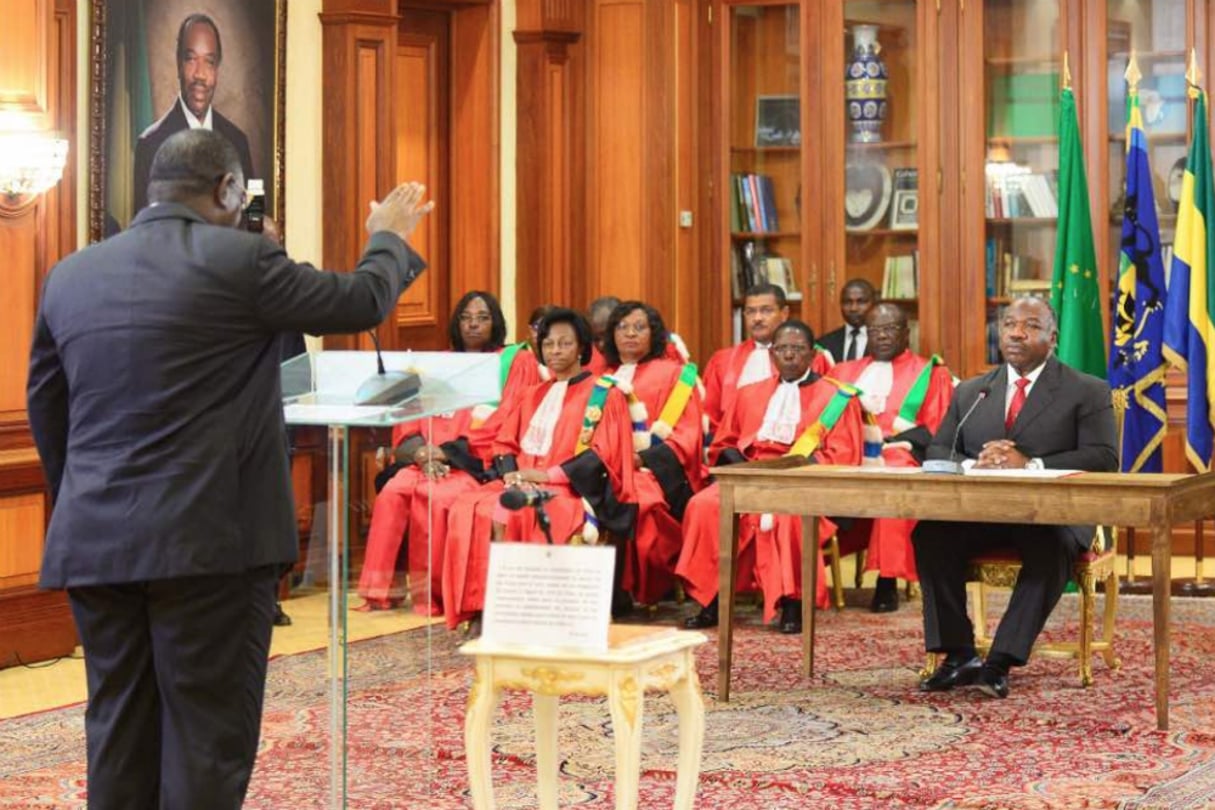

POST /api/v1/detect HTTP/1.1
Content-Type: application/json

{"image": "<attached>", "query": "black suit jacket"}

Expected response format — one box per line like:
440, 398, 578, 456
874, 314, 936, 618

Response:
927, 355, 1119, 545
818, 326, 847, 364
133, 101, 256, 214
28, 203, 425, 588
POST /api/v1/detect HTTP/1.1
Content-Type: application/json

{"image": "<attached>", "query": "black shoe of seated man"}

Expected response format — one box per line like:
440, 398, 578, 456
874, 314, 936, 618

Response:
976, 662, 1010, 699
611, 588, 635, 619
778, 599, 802, 634
920, 654, 982, 692
870, 577, 899, 613
683, 597, 718, 629
272, 602, 292, 627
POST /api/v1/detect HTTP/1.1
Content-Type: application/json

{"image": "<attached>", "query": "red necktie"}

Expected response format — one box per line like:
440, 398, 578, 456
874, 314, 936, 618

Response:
1005, 377, 1030, 433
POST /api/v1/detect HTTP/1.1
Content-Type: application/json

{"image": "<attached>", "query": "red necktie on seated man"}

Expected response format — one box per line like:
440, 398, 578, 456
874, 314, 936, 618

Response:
1005, 376, 1030, 433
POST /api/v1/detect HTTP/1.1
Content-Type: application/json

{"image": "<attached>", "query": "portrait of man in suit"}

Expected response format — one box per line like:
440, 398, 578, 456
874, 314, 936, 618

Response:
98, 1, 279, 233
131, 13, 254, 214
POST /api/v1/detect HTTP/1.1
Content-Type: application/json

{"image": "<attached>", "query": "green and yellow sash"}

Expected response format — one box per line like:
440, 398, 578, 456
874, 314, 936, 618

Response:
651, 362, 699, 442
785, 379, 860, 458
892, 354, 944, 433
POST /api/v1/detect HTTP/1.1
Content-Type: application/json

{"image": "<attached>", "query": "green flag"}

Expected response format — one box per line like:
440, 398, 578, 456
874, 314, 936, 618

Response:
1050, 86, 1106, 378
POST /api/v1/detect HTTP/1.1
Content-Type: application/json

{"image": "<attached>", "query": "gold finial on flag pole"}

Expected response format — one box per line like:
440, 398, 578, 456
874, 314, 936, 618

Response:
1125, 51, 1142, 90
1187, 48, 1203, 97
1062, 51, 1072, 90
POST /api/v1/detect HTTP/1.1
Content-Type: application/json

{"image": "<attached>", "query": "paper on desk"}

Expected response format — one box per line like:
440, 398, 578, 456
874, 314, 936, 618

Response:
963, 468, 1082, 479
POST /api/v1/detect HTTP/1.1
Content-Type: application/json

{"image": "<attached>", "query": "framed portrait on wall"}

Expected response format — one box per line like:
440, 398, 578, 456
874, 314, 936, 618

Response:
88, 0, 287, 241
890, 189, 919, 231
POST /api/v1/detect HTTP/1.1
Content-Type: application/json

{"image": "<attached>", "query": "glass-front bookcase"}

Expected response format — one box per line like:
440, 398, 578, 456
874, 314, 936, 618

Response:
979, 0, 1063, 363
841, 0, 924, 351
725, 3, 805, 337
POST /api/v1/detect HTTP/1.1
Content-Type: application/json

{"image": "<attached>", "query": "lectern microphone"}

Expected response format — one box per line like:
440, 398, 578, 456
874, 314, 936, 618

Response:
922, 386, 991, 475
353, 329, 421, 405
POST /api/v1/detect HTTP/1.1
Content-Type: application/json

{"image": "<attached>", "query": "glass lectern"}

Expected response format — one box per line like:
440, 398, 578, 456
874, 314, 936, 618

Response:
281, 350, 500, 808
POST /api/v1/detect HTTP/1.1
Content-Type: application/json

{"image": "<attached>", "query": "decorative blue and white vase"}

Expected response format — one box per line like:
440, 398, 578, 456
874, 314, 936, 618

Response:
845, 24, 888, 143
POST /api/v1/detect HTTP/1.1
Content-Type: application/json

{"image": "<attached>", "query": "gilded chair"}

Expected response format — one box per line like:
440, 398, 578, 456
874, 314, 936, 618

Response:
963, 525, 1121, 686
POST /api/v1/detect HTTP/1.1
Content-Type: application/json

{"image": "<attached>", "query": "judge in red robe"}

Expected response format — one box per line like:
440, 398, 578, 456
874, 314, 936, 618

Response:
702, 283, 832, 437
830, 303, 954, 611
442, 308, 637, 628
601, 301, 705, 606
677, 320, 863, 634
356, 291, 540, 612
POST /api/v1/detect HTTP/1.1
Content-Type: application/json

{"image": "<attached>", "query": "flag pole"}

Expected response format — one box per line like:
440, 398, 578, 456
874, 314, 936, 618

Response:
1174, 47, 1214, 594
1117, 52, 1152, 593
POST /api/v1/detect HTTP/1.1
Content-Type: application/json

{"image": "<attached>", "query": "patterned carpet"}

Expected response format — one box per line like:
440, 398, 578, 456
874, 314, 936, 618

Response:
4, 594, 1215, 809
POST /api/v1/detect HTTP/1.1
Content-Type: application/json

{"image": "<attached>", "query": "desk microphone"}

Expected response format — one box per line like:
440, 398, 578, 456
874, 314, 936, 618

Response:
499, 488, 557, 510
922, 385, 991, 475
353, 329, 421, 405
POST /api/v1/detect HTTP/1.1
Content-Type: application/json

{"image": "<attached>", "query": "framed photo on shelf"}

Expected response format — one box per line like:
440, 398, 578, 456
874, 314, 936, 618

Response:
890, 189, 919, 231
755, 95, 801, 147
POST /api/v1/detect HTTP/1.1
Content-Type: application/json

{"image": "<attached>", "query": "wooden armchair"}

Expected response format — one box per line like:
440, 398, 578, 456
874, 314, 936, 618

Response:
965, 526, 1121, 686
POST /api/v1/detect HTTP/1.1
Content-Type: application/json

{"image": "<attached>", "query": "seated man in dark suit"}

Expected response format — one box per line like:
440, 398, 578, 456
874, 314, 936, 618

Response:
132, 13, 255, 214
914, 297, 1118, 699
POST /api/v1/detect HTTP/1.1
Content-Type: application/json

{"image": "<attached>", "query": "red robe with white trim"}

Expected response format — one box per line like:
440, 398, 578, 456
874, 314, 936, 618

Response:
702, 339, 833, 435
608, 358, 706, 604
675, 373, 862, 620
441, 372, 637, 628
356, 348, 541, 613
830, 350, 954, 581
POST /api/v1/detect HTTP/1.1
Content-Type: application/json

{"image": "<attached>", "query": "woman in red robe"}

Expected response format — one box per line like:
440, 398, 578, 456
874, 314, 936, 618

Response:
442, 308, 637, 629
356, 291, 540, 612
600, 301, 705, 606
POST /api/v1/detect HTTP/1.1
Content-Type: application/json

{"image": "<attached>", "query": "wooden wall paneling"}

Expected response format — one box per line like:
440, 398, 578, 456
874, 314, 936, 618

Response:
0, 218, 37, 428
935, 0, 963, 371
668, 0, 702, 352
705, 0, 730, 364
913, 0, 943, 366
694, 0, 720, 365
642, 0, 675, 316
818, 0, 844, 336
320, 5, 398, 351
0, 493, 46, 590
513, 1, 582, 329
394, 8, 449, 349
957, 0, 988, 377
448, 3, 500, 300
0, 0, 51, 127
587, 0, 645, 304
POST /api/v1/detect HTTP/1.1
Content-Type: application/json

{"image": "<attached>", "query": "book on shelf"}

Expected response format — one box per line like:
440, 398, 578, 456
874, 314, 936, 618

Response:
731, 172, 780, 233
985, 169, 1058, 219
984, 236, 1047, 297
732, 240, 799, 299
881, 252, 919, 299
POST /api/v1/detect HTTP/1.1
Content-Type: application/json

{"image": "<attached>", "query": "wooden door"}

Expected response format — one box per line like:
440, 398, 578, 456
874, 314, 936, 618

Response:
392, 7, 452, 350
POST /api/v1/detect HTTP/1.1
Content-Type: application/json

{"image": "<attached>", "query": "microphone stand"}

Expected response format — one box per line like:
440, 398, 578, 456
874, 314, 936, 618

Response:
533, 501, 555, 545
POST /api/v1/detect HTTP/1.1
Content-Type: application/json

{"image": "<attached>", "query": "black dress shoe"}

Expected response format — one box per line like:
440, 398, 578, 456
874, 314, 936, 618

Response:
683, 602, 718, 629
778, 599, 802, 634
976, 664, 1009, 698
272, 603, 292, 627
870, 588, 899, 613
920, 655, 982, 692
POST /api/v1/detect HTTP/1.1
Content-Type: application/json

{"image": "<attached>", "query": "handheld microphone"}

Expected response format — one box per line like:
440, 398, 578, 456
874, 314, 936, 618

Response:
922, 385, 991, 474
499, 488, 556, 510
353, 329, 422, 405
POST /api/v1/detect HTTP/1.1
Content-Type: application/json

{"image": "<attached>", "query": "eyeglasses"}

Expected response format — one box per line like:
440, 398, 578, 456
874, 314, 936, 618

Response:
540, 339, 578, 351
459, 314, 493, 324
868, 324, 905, 337
614, 321, 650, 335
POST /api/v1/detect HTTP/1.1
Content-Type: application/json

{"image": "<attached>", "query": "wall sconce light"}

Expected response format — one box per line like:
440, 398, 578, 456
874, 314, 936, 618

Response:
0, 131, 69, 209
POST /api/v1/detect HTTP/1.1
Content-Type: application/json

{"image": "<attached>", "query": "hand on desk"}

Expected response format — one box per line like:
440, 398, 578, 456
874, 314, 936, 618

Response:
975, 440, 1029, 470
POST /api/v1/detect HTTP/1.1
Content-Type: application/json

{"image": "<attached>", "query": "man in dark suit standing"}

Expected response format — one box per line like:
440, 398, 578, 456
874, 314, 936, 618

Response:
914, 297, 1118, 699
818, 278, 877, 363
27, 128, 433, 809
132, 13, 255, 214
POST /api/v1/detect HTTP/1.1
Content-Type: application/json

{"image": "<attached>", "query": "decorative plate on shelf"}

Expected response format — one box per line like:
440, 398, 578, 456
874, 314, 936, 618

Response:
845, 162, 893, 231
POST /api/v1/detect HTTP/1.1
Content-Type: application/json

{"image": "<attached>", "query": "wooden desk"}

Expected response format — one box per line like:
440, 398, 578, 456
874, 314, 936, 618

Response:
460, 625, 707, 810
712, 459, 1215, 730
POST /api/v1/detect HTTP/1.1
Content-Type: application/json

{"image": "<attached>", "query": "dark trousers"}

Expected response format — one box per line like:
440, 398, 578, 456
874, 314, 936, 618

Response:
912, 521, 1084, 665
68, 566, 279, 810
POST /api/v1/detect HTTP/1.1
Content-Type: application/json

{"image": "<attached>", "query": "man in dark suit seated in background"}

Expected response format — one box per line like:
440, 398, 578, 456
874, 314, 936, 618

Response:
27, 128, 432, 809
818, 277, 877, 363
914, 296, 1118, 699
133, 13, 255, 214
